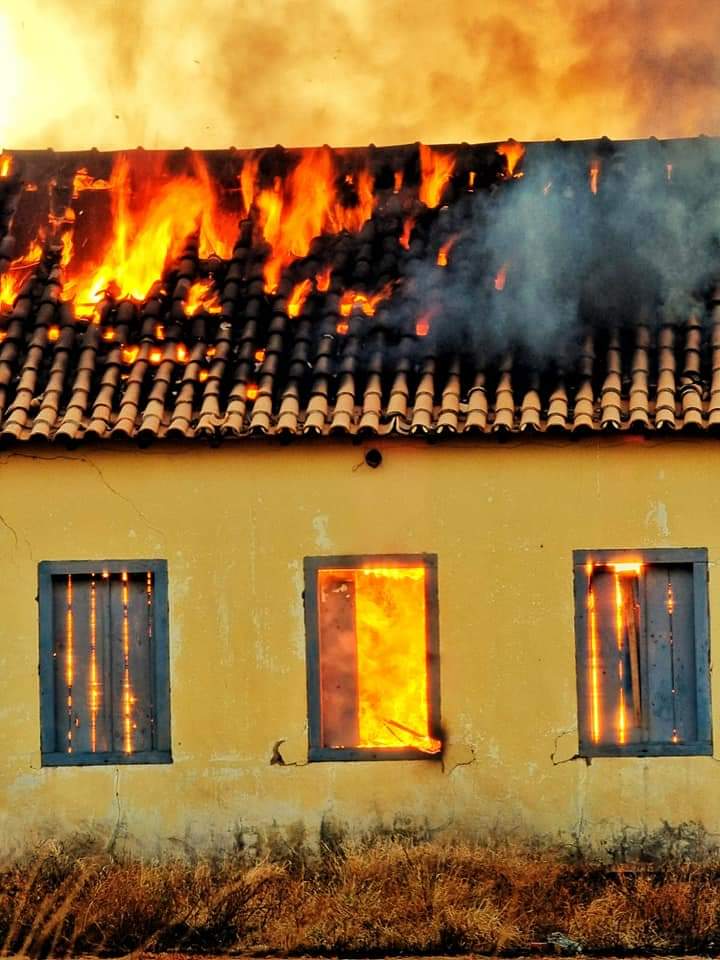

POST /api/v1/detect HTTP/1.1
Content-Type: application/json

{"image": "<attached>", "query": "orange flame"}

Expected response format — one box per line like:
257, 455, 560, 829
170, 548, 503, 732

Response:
65, 152, 237, 315
257, 148, 375, 293
419, 144, 455, 208
335, 319, 349, 335
176, 343, 189, 363
399, 216, 415, 251
587, 582, 601, 744
497, 139, 526, 178
393, 170, 403, 194
590, 158, 601, 195
316, 265, 332, 292
0, 154, 11, 178
185, 278, 222, 316
121, 345, 139, 364
339, 281, 395, 318
149, 347, 163, 364
287, 277, 313, 318
468, 170, 476, 191
317, 566, 441, 754
247, 383, 258, 401
494, 262, 509, 291
0, 233, 45, 312
240, 156, 259, 214
254, 348, 266, 363
60, 228, 74, 268
436, 234, 458, 267
48, 325, 60, 341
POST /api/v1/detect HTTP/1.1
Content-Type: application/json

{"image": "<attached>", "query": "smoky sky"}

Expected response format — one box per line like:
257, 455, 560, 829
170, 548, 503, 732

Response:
1, 0, 720, 150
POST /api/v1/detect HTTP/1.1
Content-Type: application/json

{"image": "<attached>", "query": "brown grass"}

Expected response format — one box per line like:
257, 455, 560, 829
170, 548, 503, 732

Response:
2, 826, 720, 957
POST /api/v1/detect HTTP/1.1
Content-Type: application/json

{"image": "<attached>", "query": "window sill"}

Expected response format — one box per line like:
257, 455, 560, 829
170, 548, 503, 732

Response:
579, 741, 712, 758
41, 750, 173, 767
309, 746, 442, 762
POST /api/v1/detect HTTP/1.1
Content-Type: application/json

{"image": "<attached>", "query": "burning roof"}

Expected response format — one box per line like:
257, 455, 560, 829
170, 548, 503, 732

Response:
0, 137, 719, 442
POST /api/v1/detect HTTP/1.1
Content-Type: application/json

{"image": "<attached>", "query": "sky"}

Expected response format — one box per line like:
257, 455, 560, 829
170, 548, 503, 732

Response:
1, 0, 719, 150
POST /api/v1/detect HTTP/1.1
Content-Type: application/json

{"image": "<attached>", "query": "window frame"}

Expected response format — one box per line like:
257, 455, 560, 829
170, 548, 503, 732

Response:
573, 548, 712, 758
304, 553, 441, 762
38, 558, 172, 767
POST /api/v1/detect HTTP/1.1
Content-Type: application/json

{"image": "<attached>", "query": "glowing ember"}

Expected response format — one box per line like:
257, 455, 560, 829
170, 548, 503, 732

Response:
155, 323, 165, 340
121, 571, 134, 755
246, 383, 258, 401
317, 565, 441, 754
185, 278, 221, 316
468, 171, 476, 191
72, 167, 110, 199
393, 170, 403, 194
589, 158, 601, 195
287, 277, 313, 318
176, 344, 189, 363
0, 331, 6, 343
254, 348, 266, 363
149, 347, 163, 364
339, 282, 395, 318
336, 320, 349, 335
66, 575, 74, 752
415, 307, 438, 337
48, 325, 60, 341
399, 216, 415, 250
419, 144, 455, 208
121, 345, 139, 364
497, 139, 526, 178
199, 369, 209, 382
494, 262, 509, 291
316, 265, 332, 292
436, 235, 458, 267
102, 328, 115, 341
24, 183, 38, 192
0, 154, 11, 178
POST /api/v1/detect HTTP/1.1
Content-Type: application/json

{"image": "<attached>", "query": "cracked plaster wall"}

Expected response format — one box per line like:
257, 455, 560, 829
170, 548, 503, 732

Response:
0, 437, 718, 854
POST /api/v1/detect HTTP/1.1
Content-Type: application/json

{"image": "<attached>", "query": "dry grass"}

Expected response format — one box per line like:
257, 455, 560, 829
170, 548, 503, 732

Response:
2, 827, 720, 956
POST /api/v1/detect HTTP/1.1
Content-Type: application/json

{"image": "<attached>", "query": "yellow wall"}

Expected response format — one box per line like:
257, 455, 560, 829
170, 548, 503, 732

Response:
0, 437, 719, 854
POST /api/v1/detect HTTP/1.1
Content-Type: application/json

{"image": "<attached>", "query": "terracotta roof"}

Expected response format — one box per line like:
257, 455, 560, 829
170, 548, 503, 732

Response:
0, 138, 719, 444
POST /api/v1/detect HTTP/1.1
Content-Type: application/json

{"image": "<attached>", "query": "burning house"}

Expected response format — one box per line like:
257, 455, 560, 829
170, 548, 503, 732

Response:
0, 136, 719, 852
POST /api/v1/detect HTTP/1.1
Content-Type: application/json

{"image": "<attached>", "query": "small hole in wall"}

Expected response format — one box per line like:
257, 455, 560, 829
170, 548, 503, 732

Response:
365, 448, 383, 469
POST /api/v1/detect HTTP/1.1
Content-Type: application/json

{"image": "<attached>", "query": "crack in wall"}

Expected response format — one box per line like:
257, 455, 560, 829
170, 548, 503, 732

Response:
1, 452, 166, 541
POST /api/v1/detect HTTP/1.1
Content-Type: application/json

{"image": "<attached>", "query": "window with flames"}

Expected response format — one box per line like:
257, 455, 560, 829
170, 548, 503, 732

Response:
38, 560, 171, 766
573, 550, 711, 757
304, 555, 442, 761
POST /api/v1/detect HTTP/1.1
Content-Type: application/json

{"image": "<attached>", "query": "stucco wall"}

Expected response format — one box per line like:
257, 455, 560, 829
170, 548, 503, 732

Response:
0, 437, 718, 854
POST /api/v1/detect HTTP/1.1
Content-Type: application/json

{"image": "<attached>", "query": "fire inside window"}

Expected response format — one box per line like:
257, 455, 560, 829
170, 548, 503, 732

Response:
304, 555, 441, 761
38, 560, 171, 766
573, 549, 711, 757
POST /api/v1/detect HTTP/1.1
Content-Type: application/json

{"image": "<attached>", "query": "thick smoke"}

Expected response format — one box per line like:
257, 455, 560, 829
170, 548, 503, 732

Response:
1, 0, 719, 150
404, 140, 720, 363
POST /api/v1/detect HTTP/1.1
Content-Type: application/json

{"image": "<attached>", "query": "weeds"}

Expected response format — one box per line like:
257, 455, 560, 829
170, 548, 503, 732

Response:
1, 830, 720, 956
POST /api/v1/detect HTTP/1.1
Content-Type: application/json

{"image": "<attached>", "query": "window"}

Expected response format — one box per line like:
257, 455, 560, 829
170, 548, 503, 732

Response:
573, 549, 711, 757
304, 555, 441, 761
38, 560, 171, 766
